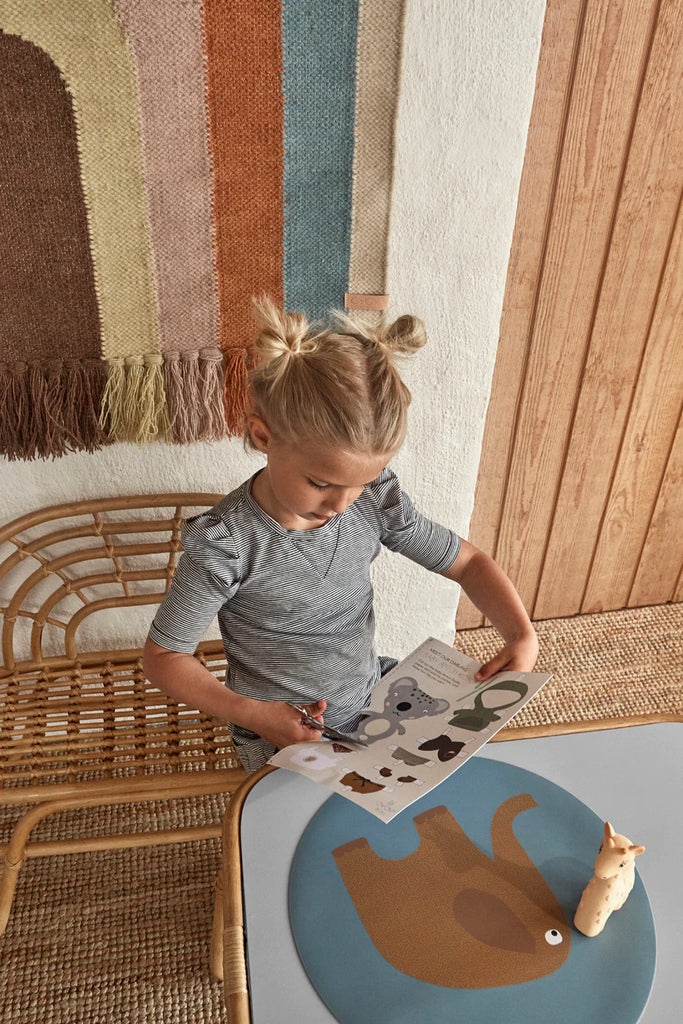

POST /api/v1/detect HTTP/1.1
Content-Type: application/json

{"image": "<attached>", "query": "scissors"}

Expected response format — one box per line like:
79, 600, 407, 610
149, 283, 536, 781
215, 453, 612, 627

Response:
286, 703, 368, 746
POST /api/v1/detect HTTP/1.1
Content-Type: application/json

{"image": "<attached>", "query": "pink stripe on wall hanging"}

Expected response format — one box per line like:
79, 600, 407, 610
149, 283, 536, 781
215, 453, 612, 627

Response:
113, 0, 224, 444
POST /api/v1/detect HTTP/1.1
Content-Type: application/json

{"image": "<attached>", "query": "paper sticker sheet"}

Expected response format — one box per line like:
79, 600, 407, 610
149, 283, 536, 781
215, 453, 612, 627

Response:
269, 637, 552, 821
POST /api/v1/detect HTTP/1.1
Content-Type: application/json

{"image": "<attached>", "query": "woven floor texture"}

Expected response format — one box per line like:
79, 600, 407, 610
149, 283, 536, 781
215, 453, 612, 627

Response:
456, 601, 683, 728
1, 603, 680, 1023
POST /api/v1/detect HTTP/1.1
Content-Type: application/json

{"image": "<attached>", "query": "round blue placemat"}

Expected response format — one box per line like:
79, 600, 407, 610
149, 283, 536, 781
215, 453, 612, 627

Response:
289, 757, 655, 1024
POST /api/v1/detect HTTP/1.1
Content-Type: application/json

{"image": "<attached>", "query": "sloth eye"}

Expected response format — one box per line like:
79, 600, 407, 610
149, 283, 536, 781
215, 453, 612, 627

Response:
544, 929, 563, 945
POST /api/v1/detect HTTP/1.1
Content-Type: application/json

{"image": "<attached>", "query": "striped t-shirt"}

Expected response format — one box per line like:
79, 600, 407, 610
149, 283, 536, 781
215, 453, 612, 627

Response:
149, 467, 461, 770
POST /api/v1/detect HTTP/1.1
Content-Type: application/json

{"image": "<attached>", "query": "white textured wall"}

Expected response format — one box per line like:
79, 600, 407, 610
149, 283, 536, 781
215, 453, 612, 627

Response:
0, 0, 545, 658
375, 0, 546, 654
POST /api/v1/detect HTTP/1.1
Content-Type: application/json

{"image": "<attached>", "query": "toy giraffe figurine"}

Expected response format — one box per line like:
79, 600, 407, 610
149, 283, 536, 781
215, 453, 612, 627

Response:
574, 822, 645, 937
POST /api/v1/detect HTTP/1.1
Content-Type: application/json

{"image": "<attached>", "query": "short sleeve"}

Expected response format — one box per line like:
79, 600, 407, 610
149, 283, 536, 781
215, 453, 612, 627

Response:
365, 468, 461, 573
148, 513, 240, 653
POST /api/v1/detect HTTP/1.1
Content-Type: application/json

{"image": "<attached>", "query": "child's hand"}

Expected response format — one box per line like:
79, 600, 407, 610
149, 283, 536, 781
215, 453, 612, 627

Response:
246, 699, 327, 750
473, 632, 539, 682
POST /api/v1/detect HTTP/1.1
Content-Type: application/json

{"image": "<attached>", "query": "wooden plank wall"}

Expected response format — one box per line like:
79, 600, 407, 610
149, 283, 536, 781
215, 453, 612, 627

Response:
457, 0, 683, 628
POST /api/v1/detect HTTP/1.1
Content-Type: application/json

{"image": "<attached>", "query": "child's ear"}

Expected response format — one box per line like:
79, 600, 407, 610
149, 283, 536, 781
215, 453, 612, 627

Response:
247, 414, 271, 454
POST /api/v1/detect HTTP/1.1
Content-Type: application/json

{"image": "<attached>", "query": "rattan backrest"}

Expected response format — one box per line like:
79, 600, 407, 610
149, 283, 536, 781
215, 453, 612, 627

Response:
0, 494, 224, 673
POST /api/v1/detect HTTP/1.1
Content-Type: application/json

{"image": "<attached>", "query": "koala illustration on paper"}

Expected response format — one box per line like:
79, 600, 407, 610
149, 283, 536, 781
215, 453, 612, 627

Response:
356, 677, 450, 744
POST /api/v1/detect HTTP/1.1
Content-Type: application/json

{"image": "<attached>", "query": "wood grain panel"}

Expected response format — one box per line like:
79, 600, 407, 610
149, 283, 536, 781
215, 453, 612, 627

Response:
456, 0, 587, 628
582, 187, 683, 611
535, 0, 683, 617
628, 409, 683, 607
493, 0, 657, 616
458, 0, 683, 627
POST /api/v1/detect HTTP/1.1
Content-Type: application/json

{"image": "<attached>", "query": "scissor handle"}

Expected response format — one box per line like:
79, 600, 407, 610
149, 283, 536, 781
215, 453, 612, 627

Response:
286, 703, 368, 746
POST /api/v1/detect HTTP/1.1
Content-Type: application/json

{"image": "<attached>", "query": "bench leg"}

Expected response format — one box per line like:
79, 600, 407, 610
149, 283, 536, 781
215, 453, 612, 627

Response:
210, 869, 224, 980
0, 849, 25, 937
0, 800, 62, 936
0, 785, 232, 937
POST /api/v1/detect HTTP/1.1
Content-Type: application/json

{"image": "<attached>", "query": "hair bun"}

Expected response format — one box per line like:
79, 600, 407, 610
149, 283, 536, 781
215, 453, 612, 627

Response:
251, 295, 312, 365
330, 309, 427, 358
380, 314, 427, 355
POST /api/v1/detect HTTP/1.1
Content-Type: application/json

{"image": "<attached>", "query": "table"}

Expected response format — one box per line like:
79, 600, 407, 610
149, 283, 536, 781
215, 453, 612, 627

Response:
223, 721, 681, 1023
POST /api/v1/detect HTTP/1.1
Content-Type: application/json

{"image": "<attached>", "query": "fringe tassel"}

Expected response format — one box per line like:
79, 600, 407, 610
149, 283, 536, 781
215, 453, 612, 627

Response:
99, 354, 171, 444
28, 363, 48, 456
222, 348, 250, 437
63, 361, 109, 452
164, 348, 227, 444
0, 360, 107, 461
1, 362, 28, 457
0, 351, 241, 457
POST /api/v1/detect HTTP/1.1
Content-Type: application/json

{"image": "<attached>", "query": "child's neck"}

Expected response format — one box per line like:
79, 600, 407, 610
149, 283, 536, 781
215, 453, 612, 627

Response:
250, 469, 326, 531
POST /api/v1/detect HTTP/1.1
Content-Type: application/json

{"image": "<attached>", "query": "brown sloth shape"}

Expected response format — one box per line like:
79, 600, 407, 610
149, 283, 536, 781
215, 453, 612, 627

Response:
333, 794, 570, 989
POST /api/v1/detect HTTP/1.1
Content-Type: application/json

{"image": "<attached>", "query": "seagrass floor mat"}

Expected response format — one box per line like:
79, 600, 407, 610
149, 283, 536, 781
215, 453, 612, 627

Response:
0, 794, 230, 1024
0, 603, 680, 1024
457, 601, 682, 730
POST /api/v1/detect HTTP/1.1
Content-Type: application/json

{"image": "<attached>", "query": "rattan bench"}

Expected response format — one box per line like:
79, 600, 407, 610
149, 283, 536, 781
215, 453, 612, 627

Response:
0, 494, 247, 947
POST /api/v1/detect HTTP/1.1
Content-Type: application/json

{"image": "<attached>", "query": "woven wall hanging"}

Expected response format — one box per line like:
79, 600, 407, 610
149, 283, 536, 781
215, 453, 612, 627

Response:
0, 0, 406, 460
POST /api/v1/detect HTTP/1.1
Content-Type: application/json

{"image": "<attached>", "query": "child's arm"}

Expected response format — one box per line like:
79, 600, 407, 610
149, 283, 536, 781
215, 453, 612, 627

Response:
142, 639, 326, 750
442, 539, 539, 681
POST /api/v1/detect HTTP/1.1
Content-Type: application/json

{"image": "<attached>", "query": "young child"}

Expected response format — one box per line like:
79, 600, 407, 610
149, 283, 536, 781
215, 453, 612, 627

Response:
143, 298, 539, 772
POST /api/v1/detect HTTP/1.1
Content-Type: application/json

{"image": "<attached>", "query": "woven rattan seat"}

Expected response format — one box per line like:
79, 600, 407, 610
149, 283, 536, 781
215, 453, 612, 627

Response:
0, 494, 247, 940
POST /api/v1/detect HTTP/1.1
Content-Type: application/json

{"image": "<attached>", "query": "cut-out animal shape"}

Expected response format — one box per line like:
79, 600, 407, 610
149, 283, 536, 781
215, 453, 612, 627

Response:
333, 794, 570, 988
357, 677, 450, 743
340, 771, 385, 795
390, 745, 433, 768
449, 679, 528, 732
375, 765, 421, 785
574, 821, 645, 937
290, 748, 340, 771
418, 734, 465, 762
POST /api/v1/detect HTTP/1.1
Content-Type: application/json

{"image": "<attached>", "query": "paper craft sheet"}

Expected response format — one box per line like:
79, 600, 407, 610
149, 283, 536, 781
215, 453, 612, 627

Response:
269, 637, 552, 822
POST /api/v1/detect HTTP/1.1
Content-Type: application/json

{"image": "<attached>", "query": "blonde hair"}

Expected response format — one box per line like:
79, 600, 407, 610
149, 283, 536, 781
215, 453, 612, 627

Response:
246, 296, 426, 454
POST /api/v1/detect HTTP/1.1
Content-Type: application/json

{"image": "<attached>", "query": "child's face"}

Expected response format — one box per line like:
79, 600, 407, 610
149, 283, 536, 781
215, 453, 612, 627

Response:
251, 431, 391, 530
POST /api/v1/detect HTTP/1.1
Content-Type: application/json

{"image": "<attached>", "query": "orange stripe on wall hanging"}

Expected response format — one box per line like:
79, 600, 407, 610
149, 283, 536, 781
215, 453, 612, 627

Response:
202, 0, 285, 435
